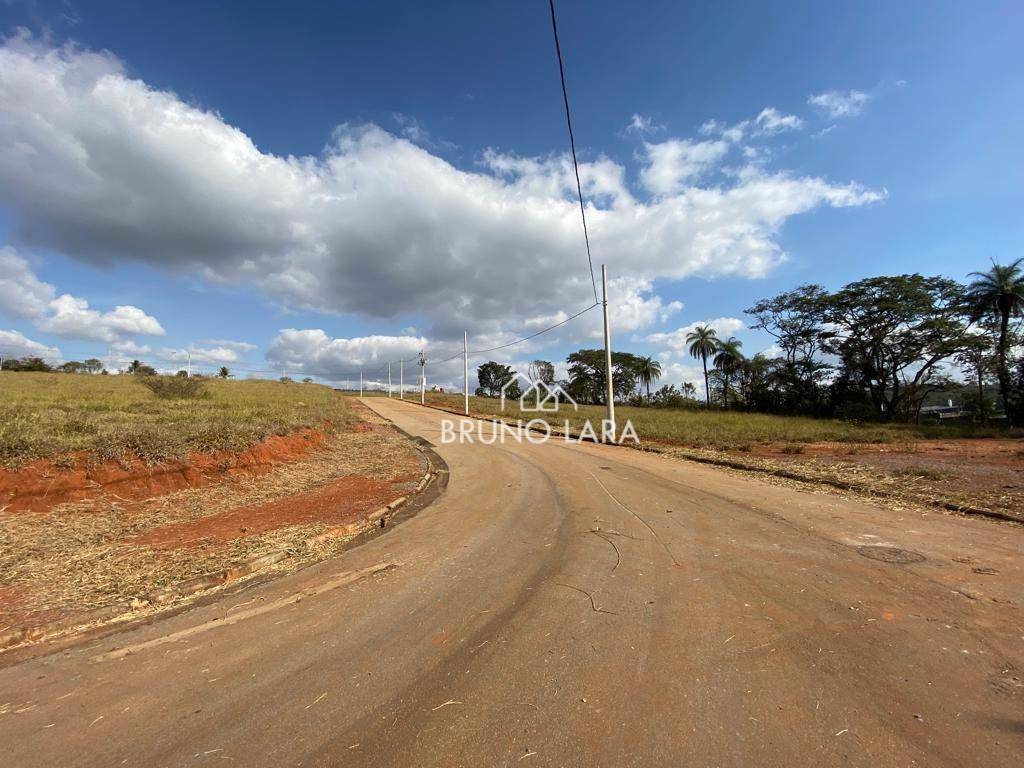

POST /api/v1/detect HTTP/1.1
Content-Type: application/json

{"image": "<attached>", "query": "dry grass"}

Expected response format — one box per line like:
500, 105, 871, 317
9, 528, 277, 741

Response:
420, 392, 1018, 449
0, 373, 352, 466
0, 415, 423, 618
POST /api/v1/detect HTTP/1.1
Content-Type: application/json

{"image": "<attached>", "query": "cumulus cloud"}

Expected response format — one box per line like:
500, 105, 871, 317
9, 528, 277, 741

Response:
639, 138, 730, 195
644, 317, 747, 356
0, 328, 60, 359
754, 107, 803, 135
807, 90, 870, 119
38, 294, 164, 342
0, 246, 55, 318
0, 34, 884, 346
0, 244, 165, 343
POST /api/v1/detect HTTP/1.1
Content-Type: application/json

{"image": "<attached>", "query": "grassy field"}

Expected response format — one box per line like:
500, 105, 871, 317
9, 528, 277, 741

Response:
0, 373, 353, 466
418, 392, 1017, 449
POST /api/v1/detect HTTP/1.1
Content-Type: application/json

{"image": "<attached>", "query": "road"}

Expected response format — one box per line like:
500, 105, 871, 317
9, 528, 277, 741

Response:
1, 397, 1022, 766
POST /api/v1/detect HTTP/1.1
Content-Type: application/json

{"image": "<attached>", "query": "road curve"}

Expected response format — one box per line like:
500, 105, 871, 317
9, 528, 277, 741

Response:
1, 397, 1021, 766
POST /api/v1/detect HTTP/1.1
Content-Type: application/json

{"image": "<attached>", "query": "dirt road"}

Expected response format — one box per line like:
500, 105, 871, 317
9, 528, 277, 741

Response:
1, 398, 1021, 766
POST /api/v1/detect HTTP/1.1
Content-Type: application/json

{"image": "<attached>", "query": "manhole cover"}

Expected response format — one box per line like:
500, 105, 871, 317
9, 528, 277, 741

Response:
857, 545, 925, 564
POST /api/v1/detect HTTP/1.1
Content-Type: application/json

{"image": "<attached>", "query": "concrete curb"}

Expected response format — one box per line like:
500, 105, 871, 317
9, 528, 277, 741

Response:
0, 443, 441, 653
407, 399, 1023, 527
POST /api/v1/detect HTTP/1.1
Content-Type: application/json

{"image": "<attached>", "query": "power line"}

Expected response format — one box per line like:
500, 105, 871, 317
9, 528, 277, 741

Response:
548, 0, 599, 305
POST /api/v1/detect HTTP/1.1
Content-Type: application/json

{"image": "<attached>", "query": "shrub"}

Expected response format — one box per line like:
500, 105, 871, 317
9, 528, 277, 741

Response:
139, 375, 207, 399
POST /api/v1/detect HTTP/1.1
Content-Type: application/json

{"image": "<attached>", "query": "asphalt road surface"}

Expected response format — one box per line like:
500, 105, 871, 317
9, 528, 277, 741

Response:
1, 398, 1022, 767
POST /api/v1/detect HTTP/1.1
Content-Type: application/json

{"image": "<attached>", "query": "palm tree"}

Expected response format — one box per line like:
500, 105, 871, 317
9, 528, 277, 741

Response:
636, 356, 663, 401
966, 258, 1024, 423
713, 337, 744, 408
686, 325, 719, 405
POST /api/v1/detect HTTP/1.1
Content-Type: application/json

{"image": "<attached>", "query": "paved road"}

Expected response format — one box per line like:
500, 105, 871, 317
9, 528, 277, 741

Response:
1, 398, 1022, 767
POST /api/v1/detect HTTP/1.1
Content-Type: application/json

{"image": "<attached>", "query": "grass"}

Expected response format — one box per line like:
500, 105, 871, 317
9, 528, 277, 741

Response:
0, 373, 353, 466
417, 392, 1019, 450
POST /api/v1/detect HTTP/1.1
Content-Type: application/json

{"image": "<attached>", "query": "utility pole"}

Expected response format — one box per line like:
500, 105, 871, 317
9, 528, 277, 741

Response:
463, 331, 470, 416
187, 351, 191, 378
419, 352, 426, 405
359, 370, 363, 398
602, 264, 615, 442
400, 359, 404, 400
388, 362, 392, 398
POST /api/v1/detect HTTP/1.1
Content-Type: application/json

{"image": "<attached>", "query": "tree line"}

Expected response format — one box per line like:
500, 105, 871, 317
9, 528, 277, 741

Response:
0, 357, 234, 379
475, 259, 1024, 426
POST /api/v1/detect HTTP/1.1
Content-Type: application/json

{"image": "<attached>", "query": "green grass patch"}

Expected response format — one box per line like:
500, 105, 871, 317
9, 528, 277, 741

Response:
418, 392, 1017, 449
0, 373, 353, 466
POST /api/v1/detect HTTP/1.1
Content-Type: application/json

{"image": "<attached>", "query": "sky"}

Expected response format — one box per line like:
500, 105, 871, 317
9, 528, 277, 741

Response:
0, 0, 1022, 392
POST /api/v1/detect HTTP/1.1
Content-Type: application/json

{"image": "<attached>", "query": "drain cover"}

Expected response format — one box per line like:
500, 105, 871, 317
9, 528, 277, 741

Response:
857, 545, 925, 564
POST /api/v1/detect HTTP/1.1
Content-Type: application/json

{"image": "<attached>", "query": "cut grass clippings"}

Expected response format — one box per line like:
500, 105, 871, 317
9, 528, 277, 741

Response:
0, 405, 424, 622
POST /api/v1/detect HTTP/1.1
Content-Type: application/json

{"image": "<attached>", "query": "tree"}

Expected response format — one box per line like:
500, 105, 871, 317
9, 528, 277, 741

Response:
635, 356, 663, 401
746, 285, 832, 414
564, 349, 644, 404
685, 325, 719, 405
966, 258, 1024, 424
955, 330, 997, 424
60, 361, 86, 374
5, 356, 53, 372
175, 369, 189, 378
127, 360, 157, 376
219, 366, 230, 379
822, 274, 969, 421
712, 337, 744, 408
476, 361, 519, 398
527, 360, 556, 385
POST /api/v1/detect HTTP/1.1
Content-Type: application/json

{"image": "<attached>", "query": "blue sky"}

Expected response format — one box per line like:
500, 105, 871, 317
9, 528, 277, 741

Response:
0, 0, 1021, 390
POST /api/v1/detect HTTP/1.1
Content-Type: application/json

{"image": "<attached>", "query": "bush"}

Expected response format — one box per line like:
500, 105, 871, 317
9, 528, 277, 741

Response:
139, 375, 207, 399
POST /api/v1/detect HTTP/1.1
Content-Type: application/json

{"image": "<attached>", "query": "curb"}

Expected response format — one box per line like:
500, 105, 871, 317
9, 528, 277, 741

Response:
0, 442, 443, 653
405, 398, 1023, 527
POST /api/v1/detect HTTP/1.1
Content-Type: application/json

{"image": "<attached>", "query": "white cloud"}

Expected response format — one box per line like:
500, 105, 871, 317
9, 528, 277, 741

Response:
0, 246, 55, 318
0, 328, 60, 359
38, 294, 165, 342
197, 339, 257, 352
807, 90, 871, 119
624, 113, 661, 135
0, 245, 165, 343
754, 107, 803, 135
607, 276, 683, 334
811, 125, 836, 139
160, 346, 244, 365
639, 138, 730, 195
644, 317, 746, 356
0, 34, 884, 346
267, 330, 430, 377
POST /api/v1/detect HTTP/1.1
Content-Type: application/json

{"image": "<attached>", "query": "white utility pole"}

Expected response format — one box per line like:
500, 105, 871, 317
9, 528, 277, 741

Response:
419, 352, 426, 405
400, 359, 404, 400
601, 264, 615, 442
388, 362, 392, 397
359, 370, 363, 398
187, 351, 192, 378
463, 331, 470, 416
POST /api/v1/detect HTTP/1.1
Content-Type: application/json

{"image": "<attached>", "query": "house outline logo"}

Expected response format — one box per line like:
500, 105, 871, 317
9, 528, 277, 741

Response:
500, 371, 578, 412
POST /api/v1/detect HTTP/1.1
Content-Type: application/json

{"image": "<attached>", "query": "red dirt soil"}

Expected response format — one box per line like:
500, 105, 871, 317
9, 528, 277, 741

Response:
0, 428, 328, 514
131, 474, 417, 550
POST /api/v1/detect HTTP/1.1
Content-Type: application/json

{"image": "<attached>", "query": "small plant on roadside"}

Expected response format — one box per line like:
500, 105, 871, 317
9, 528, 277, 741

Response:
140, 375, 208, 400
780, 444, 806, 454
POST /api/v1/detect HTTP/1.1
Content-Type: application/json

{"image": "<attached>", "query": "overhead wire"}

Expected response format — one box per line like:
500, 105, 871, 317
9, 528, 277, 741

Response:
548, 0, 599, 304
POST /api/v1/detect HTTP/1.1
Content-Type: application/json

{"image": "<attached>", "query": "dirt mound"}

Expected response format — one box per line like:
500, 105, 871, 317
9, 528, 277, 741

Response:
0, 427, 329, 514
